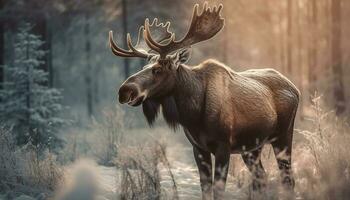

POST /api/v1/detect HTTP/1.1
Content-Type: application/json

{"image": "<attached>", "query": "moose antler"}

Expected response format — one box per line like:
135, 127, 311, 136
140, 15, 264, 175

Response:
144, 2, 224, 58
109, 26, 148, 58
109, 19, 173, 58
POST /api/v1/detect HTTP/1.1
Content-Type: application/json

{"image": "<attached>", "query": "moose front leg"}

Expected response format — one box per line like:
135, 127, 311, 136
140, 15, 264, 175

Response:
193, 146, 213, 200
241, 148, 267, 191
213, 148, 230, 200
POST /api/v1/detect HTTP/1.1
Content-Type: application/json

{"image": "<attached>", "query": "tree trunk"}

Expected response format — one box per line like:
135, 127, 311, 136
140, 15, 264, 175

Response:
279, 2, 286, 73
286, 0, 293, 75
32, 16, 49, 71
0, 0, 5, 91
93, 66, 100, 109
222, 1, 228, 63
122, 0, 130, 79
308, 0, 318, 93
85, 13, 93, 117
0, 23, 4, 91
331, 0, 346, 114
25, 32, 32, 139
296, 0, 304, 117
46, 19, 53, 87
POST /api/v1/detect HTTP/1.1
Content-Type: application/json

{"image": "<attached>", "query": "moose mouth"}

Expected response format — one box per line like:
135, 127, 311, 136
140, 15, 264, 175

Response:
127, 94, 145, 107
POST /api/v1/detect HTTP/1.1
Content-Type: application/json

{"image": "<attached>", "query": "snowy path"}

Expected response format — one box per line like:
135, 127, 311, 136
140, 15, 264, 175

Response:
93, 145, 204, 199
94, 144, 247, 199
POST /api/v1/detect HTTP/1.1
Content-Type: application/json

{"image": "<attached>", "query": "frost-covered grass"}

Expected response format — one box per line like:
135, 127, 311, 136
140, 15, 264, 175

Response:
116, 138, 179, 200
294, 96, 350, 199
0, 126, 63, 199
57, 106, 126, 166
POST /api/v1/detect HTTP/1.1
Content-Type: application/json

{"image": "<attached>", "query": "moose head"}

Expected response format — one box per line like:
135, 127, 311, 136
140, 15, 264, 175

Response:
110, 3, 224, 107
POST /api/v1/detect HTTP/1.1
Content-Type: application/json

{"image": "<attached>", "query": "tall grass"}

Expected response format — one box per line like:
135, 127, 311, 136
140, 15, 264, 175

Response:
0, 126, 63, 198
58, 105, 126, 166
116, 140, 178, 200
91, 105, 126, 166
295, 94, 350, 199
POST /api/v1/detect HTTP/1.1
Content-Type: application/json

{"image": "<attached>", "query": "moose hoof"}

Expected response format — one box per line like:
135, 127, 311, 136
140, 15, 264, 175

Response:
282, 176, 295, 189
251, 180, 266, 192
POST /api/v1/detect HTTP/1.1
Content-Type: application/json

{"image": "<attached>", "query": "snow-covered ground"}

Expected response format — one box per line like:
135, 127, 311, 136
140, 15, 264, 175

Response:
0, 128, 265, 200
92, 142, 248, 200
91, 144, 204, 199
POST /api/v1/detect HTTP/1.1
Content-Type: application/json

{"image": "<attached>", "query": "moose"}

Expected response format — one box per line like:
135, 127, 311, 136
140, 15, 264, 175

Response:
109, 3, 299, 200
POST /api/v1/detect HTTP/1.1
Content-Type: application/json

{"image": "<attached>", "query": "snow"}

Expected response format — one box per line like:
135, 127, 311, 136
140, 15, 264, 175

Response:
92, 142, 247, 200
93, 160, 203, 199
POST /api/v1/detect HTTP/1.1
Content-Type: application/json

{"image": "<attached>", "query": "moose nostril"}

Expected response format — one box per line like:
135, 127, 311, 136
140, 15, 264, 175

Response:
118, 84, 138, 104
118, 85, 127, 96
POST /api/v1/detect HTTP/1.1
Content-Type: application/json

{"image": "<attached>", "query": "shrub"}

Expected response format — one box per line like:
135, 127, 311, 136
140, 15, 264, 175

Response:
296, 94, 350, 199
0, 126, 63, 198
116, 140, 178, 200
91, 105, 125, 166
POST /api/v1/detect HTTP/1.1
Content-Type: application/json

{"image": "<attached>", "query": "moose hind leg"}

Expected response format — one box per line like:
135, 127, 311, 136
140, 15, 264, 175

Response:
241, 148, 267, 191
272, 114, 296, 189
193, 147, 213, 200
272, 137, 295, 189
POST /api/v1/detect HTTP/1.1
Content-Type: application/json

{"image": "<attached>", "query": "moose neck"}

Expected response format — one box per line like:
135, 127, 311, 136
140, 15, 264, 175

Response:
171, 64, 205, 128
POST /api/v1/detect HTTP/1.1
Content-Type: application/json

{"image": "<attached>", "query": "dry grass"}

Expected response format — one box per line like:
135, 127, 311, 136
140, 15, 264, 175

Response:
0, 126, 21, 192
0, 126, 63, 198
91, 105, 126, 166
295, 94, 350, 200
22, 148, 63, 191
58, 105, 126, 166
116, 139, 178, 200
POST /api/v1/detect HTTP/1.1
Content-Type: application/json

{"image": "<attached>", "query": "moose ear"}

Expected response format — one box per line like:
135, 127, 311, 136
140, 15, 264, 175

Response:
170, 48, 191, 67
176, 48, 191, 64
147, 53, 158, 62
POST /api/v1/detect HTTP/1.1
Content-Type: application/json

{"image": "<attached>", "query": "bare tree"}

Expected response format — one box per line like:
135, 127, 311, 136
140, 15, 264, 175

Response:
286, 0, 293, 75
331, 0, 346, 114
122, 0, 130, 79
308, 0, 318, 93
278, 1, 286, 74
0, 0, 4, 91
85, 13, 93, 117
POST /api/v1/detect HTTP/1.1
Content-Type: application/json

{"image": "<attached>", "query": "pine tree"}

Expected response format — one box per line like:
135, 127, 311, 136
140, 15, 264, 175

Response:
0, 23, 66, 152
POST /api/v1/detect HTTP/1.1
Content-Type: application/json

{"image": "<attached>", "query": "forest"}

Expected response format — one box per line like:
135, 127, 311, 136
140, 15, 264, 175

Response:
0, 0, 349, 199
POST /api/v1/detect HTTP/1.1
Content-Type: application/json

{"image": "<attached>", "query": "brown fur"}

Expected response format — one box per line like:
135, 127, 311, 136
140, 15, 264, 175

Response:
113, 3, 299, 198
137, 59, 299, 199
143, 60, 299, 152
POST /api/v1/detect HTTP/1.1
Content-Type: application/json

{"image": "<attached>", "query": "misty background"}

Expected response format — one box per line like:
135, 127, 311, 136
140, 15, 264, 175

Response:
1, 0, 349, 122
0, 0, 350, 200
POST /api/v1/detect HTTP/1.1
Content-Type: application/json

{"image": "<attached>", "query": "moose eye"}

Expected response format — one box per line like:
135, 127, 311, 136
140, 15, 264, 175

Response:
152, 68, 162, 75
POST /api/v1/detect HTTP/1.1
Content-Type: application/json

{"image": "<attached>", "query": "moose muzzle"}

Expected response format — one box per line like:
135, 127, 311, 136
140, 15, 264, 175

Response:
118, 83, 145, 107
